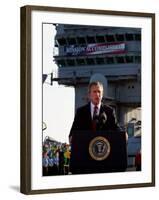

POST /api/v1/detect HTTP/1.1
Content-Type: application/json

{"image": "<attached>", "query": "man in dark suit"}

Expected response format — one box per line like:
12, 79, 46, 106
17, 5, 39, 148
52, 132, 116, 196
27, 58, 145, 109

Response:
69, 81, 128, 174
69, 81, 121, 143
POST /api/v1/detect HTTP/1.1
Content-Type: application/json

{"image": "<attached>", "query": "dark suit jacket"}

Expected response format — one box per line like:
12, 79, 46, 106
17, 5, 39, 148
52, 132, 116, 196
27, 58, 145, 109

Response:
69, 102, 121, 138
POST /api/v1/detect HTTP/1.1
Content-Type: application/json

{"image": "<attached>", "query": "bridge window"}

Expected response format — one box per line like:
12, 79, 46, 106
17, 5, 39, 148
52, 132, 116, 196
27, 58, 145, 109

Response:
106, 35, 115, 42
96, 35, 105, 43
57, 60, 66, 67
135, 34, 141, 41
106, 57, 114, 64
116, 34, 125, 41
125, 56, 134, 63
116, 56, 125, 63
86, 58, 95, 65
66, 59, 76, 66
87, 36, 96, 43
76, 58, 85, 65
67, 37, 76, 45
57, 38, 67, 46
77, 37, 86, 44
134, 55, 141, 63
125, 33, 134, 41
96, 57, 105, 64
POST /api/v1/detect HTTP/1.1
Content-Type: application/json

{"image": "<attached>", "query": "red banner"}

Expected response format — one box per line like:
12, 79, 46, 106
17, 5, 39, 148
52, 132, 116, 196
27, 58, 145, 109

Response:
65, 42, 126, 56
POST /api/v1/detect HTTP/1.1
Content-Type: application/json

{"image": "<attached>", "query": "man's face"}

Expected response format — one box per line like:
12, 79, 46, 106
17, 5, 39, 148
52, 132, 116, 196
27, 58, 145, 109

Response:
89, 85, 103, 105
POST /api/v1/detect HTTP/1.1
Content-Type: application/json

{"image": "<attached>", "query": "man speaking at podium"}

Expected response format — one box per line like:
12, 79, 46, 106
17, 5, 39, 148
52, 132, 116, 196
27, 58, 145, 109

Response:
69, 81, 122, 143
69, 81, 128, 174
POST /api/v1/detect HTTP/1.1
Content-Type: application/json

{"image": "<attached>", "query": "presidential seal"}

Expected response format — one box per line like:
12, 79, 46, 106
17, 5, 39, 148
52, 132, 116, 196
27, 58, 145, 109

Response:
89, 136, 111, 161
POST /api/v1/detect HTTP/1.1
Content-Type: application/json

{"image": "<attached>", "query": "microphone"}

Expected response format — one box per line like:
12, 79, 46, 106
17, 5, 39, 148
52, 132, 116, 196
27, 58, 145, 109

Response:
93, 114, 99, 123
93, 113, 107, 130
99, 112, 107, 127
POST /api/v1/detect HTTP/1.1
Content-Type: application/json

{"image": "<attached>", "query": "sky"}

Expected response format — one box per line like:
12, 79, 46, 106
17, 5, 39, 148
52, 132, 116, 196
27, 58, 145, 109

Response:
43, 24, 75, 143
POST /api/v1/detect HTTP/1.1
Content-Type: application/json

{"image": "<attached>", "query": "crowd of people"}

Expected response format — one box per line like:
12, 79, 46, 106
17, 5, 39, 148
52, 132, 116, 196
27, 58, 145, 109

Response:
42, 137, 71, 176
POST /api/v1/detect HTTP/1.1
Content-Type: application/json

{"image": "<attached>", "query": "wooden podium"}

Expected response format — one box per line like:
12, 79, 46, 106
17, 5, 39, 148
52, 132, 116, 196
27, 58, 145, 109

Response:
70, 131, 127, 174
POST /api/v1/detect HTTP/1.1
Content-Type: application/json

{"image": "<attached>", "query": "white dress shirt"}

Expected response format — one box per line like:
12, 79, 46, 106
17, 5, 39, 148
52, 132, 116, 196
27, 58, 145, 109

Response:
90, 102, 101, 119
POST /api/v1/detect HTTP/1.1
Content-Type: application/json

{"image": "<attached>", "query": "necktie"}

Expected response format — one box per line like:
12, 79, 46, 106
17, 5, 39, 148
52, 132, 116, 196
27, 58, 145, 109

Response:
93, 106, 98, 120
92, 106, 98, 131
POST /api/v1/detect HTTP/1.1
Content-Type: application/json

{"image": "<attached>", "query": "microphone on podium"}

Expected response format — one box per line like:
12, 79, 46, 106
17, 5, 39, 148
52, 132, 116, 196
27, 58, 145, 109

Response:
99, 112, 107, 123
98, 112, 107, 129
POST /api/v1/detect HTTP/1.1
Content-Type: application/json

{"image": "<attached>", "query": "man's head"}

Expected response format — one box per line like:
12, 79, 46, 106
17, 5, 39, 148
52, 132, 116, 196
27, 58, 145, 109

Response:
88, 81, 104, 105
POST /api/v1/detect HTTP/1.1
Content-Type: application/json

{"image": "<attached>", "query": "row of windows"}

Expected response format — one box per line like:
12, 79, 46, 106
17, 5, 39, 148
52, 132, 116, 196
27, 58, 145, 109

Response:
55, 33, 141, 46
55, 55, 141, 67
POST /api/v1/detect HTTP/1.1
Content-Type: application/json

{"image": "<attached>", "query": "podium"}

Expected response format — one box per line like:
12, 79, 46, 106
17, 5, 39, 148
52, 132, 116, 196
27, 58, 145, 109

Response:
70, 131, 127, 174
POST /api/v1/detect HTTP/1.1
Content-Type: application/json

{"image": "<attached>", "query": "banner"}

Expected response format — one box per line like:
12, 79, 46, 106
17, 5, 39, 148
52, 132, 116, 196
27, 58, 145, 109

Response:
65, 42, 125, 56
